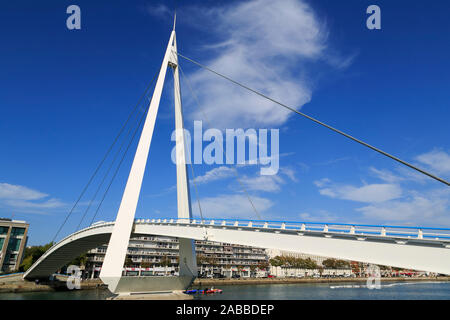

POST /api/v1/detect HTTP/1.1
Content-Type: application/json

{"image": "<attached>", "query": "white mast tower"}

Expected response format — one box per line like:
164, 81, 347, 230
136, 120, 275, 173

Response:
100, 15, 197, 294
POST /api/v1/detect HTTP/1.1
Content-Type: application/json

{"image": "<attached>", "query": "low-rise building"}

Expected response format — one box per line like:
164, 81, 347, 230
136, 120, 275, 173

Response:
266, 248, 353, 278
0, 218, 29, 273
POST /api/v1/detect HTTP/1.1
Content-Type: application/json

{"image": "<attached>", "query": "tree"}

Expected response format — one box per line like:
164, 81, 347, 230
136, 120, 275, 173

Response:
335, 259, 350, 269
19, 242, 54, 272
257, 261, 269, 271
318, 266, 324, 277
303, 258, 318, 269
160, 255, 171, 275
269, 256, 283, 276
250, 264, 257, 276
124, 257, 133, 267
322, 258, 337, 269
67, 253, 87, 268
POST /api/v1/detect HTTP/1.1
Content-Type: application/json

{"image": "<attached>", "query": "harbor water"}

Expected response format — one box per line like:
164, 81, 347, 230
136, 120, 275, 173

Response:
0, 281, 449, 300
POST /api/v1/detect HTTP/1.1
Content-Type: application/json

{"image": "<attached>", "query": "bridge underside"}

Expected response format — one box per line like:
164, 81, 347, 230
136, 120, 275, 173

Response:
24, 222, 450, 286
24, 233, 111, 279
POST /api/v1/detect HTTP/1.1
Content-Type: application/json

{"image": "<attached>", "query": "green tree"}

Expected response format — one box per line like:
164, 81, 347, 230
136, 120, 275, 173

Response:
269, 256, 283, 268
160, 255, 171, 275
19, 242, 54, 272
257, 261, 269, 271
269, 256, 283, 276
304, 258, 318, 269
124, 257, 133, 267
318, 266, 324, 276
335, 259, 350, 269
67, 253, 87, 267
322, 258, 337, 269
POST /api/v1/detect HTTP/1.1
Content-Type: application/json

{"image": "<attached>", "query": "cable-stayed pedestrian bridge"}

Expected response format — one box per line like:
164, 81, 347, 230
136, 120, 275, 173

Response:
24, 218, 450, 283
24, 13, 450, 295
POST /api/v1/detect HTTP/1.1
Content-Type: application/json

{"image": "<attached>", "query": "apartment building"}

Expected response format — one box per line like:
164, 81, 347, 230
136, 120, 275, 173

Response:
85, 235, 269, 278
0, 218, 29, 273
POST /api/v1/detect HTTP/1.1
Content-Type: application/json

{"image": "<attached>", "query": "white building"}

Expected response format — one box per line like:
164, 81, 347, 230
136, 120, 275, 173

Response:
86, 235, 269, 278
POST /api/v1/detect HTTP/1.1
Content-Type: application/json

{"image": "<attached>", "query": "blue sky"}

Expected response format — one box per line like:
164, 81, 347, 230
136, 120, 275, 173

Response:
1, 0, 449, 245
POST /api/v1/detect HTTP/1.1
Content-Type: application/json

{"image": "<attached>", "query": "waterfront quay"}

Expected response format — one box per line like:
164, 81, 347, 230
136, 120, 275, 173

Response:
193, 276, 450, 287
1, 273, 449, 294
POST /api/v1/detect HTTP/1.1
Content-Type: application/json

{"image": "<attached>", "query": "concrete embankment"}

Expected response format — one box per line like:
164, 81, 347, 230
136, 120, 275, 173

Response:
193, 276, 450, 287
110, 291, 193, 300
0, 274, 104, 293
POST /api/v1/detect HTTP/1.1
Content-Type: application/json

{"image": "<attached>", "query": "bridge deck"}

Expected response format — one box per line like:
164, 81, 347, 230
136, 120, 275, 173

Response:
23, 218, 450, 280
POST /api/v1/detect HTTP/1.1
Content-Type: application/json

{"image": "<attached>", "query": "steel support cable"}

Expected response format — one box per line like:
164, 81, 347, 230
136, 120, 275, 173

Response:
89, 94, 152, 226
74, 71, 160, 232
51, 72, 161, 243
170, 60, 206, 226
175, 55, 262, 220
176, 52, 450, 187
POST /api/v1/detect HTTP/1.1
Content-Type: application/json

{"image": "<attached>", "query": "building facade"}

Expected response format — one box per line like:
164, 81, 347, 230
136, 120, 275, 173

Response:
266, 248, 353, 278
85, 235, 269, 278
0, 218, 29, 273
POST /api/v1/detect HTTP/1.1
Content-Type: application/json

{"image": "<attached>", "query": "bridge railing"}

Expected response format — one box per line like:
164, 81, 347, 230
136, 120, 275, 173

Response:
134, 217, 450, 242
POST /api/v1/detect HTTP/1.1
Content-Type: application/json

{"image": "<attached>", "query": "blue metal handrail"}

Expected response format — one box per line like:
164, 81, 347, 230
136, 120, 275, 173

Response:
132, 217, 450, 242
135, 216, 450, 232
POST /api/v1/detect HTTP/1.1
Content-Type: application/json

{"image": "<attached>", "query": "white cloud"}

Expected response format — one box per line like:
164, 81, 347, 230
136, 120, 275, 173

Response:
313, 178, 331, 188
4, 198, 65, 210
191, 166, 235, 185
357, 189, 450, 226
240, 174, 285, 192
315, 157, 351, 166
369, 167, 404, 184
184, 0, 349, 128
192, 193, 273, 219
189, 164, 298, 193
415, 149, 450, 175
0, 183, 48, 200
299, 210, 338, 222
315, 179, 402, 203
314, 159, 450, 226
0, 182, 66, 214
239, 166, 298, 192
280, 167, 298, 182
146, 4, 171, 19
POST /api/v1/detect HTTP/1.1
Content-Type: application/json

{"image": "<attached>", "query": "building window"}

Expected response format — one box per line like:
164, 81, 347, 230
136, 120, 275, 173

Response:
0, 226, 9, 235
11, 227, 25, 236
7, 238, 21, 252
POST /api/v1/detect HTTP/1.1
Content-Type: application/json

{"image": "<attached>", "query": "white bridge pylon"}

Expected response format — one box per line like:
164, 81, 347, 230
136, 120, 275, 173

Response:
99, 22, 197, 293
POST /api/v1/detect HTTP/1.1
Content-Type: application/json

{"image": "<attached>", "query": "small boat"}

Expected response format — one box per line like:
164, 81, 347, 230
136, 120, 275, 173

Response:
204, 288, 223, 294
210, 288, 223, 293
183, 289, 197, 294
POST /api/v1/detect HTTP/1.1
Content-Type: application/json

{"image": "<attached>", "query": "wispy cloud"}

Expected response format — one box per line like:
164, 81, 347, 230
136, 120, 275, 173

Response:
315, 157, 351, 166
415, 149, 450, 176
0, 183, 48, 200
369, 167, 405, 184
240, 166, 298, 192
357, 188, 450, 226
0, 182, 66, 214
191, 166, 235, 185
314, 150, 450, 226
299, 210, 338, 222
145, 3, 172, 19
183, 0, 351, 128
316, 180, 402, 203
192, 193, 273, 219
240, 174, 285, 192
